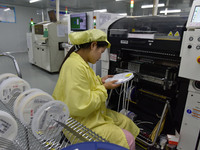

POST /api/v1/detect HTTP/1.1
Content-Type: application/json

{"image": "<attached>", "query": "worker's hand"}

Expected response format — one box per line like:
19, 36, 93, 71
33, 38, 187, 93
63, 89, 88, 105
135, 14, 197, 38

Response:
101, 75, 114, 84
103, 80, 121, 89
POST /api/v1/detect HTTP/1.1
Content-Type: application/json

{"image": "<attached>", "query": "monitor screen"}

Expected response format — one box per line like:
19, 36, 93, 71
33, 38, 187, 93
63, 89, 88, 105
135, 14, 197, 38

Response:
192, 6, 200, 23
48, 10, 57, 22
34, 24, 43, 35
70, 13, 87, 31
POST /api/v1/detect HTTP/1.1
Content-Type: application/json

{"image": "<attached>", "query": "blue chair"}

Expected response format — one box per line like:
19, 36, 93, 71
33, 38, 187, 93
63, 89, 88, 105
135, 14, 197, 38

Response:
61, 142, 128, 150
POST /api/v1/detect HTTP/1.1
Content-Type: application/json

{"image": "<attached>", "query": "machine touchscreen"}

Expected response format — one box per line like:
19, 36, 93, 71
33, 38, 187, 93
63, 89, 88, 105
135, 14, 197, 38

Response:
191, 6, 200, 23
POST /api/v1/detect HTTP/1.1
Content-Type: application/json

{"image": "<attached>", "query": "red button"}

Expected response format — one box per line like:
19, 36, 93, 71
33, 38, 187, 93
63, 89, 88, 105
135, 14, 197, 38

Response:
197, 57, 200, 63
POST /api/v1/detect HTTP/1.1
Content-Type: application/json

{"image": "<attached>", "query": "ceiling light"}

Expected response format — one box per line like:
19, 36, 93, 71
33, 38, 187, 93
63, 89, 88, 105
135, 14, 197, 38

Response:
29, 0, 41, 3
115, 0, 125, 1
94, 9, 107, 12
118, 13, 127, 16
160, 9, 181, 14
4, 8, 11, 11
141, 3, 165, 9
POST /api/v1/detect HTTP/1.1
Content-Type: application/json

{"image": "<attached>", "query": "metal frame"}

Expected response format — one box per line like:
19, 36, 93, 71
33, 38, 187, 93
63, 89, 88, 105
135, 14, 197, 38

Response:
0, 52, 22, 78
136, 100, 169, 147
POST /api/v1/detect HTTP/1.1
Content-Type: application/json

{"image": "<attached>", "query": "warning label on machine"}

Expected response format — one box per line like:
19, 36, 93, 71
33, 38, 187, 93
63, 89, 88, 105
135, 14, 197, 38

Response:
110, 53, 117, 62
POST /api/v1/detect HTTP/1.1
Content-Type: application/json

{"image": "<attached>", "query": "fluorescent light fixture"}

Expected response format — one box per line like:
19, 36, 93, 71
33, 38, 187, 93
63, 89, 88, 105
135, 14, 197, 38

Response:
118, 13, 127, 16
29, 0, 41, 3
141, 3, 165, 9
160, 9, 181, 14
4, 8, 10, 11
115, 0, 125, 1
94, 9, 107, 12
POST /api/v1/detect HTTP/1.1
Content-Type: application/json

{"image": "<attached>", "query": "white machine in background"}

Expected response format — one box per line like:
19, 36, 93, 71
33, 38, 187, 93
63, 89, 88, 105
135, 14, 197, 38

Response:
26, 32, 34, 64
30, 21, 69, 73
99, 16, 124, 77
91, 12, 124, 76
91, 12, 123, 76
178, 1, 200, 150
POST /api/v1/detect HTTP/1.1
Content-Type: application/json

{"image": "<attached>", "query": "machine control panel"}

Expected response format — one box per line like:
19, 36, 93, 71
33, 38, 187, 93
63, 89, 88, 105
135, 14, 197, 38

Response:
179, 30, 200, 81
178, 1, 200, 150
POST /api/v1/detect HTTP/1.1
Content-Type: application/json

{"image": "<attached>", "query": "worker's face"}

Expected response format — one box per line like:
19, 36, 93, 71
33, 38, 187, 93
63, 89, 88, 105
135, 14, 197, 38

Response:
89, 42, 106, 64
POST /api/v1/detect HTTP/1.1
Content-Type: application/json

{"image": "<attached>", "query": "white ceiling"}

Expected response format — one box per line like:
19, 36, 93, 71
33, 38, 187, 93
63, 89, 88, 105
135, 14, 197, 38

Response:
0, 0, 130, 11
0, 0, 193, 15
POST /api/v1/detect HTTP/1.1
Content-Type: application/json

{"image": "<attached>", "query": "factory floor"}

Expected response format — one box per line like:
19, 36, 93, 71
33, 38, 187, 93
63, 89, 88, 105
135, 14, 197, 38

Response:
0, 52, 59, 95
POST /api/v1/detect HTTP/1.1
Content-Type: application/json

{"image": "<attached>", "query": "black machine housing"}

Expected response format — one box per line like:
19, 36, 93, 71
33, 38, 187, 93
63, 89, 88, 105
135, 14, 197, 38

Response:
107, 16, 189, 148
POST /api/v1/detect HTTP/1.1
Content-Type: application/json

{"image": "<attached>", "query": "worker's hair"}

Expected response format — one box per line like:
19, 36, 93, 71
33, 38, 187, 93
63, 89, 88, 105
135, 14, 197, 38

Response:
59, 41, 108, 72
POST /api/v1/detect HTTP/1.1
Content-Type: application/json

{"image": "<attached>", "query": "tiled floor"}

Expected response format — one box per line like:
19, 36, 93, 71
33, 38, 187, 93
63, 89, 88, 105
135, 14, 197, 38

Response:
0, 52, 59, 95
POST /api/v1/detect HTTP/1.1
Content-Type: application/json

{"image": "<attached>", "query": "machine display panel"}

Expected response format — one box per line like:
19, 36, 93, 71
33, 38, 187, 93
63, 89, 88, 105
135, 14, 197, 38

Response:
191, 6, 200, 23
34, 25, 43, 35
48, 10, 57, 22
70, 13, 87, 31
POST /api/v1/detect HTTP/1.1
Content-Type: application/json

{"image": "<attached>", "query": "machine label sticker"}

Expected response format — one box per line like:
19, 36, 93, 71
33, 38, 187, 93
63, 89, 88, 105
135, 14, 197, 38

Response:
128, 33, 154, 39
186, 107, 200, 120
168, 31, 173, 36
120, 40, 128, 44
174, 31, 180, 37
110, 53, 117, 62
192, 108, 200, 119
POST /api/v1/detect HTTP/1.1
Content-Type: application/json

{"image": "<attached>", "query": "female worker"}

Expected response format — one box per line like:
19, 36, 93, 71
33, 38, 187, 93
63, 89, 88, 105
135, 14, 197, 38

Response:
53, 29, 140, 150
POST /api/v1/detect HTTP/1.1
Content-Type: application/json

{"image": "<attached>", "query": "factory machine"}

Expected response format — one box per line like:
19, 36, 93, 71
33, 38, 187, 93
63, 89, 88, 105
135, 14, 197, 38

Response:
31, 21, 68, 72
177, 0, 200, 149
102, 15, 189, 148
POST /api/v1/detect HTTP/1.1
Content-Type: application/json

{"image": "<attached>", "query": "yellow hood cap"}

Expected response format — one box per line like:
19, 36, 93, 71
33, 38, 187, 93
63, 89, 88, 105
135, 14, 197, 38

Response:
69, 29, 111, 48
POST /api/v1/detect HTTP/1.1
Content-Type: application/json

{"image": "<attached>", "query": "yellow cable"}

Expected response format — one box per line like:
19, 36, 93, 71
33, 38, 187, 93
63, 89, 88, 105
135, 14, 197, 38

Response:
139, 89, 167, 100
149, 109, 168, 141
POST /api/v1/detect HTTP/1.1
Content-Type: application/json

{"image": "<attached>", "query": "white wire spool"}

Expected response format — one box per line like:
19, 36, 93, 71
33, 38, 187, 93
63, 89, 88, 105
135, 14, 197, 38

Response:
0, 77, 31, 104
17, 91, 54, 126
0, 110, 18, 141
0, 73, 17, 85
13, 88, 43, 119
105, 72, 134, 84
31, 100, 69, 140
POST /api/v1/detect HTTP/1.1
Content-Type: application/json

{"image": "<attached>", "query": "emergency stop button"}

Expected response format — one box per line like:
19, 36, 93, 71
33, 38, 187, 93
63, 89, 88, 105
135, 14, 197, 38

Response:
197, 56, 200, 64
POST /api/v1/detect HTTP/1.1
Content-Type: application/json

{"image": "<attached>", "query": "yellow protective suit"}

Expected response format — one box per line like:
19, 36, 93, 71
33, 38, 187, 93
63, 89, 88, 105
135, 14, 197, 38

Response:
53, 52, 140, 149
